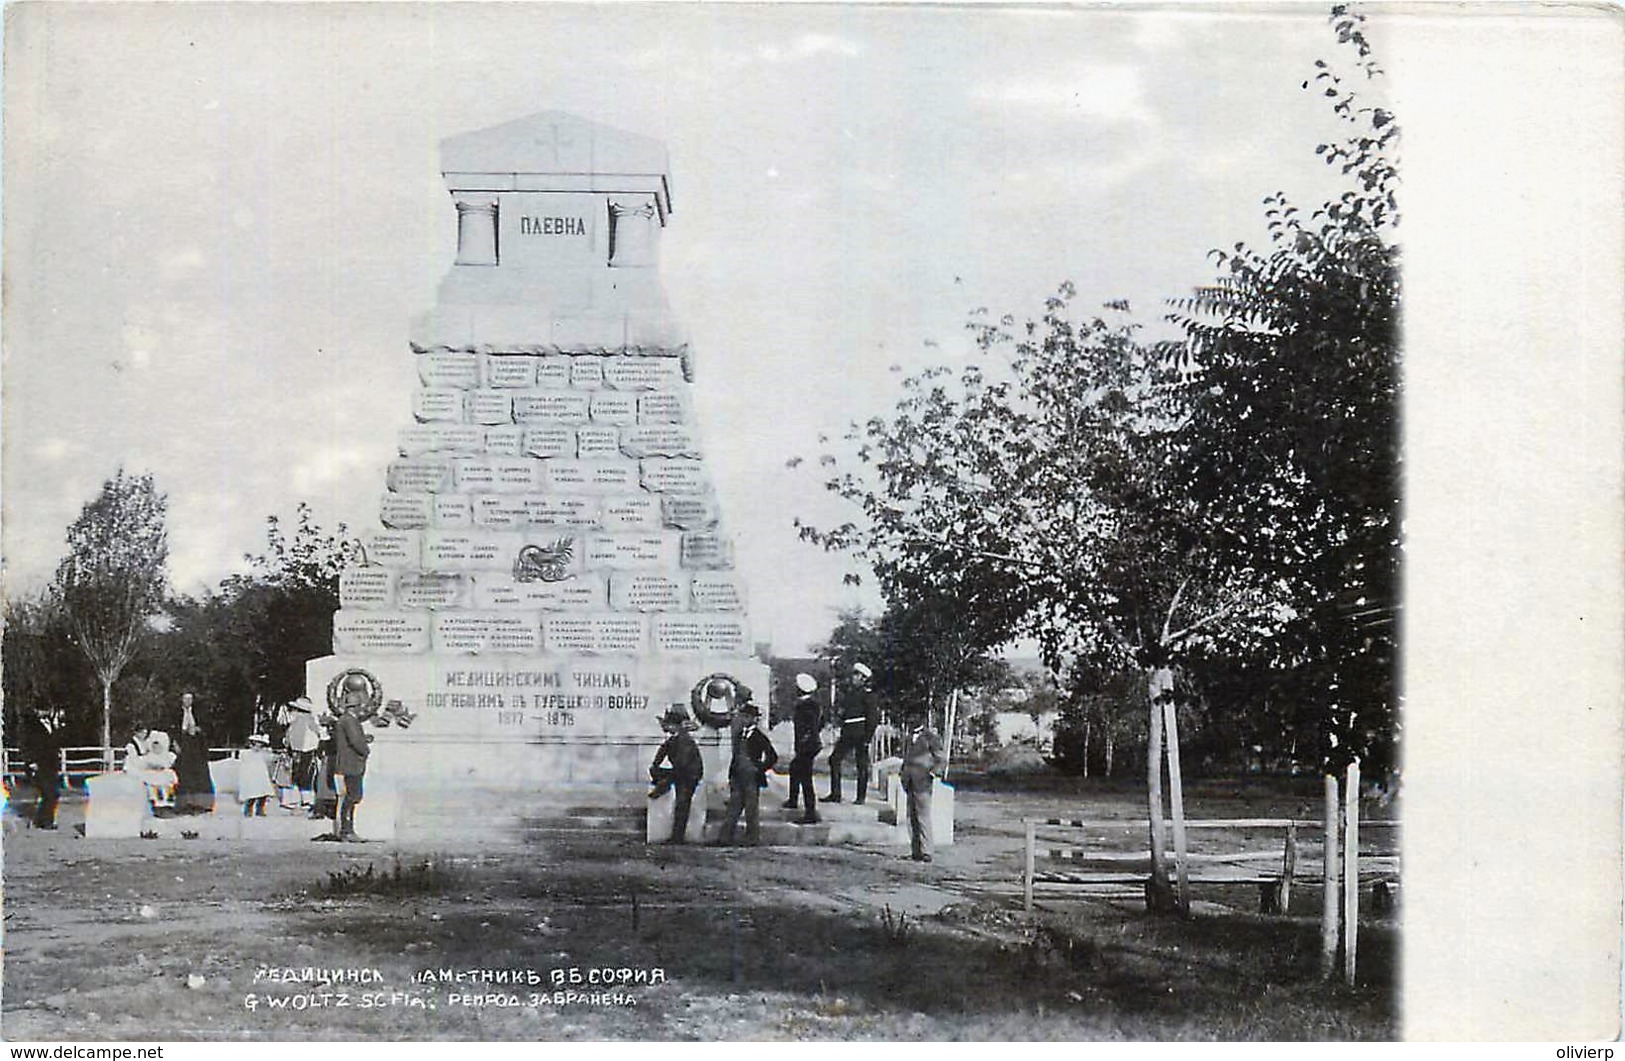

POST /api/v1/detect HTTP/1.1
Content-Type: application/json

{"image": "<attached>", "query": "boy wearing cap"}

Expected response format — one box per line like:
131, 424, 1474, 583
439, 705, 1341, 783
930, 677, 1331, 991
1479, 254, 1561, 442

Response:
649, 705, 704, 844
718, 697, 778, 845
823, 661, 878, 804
783, 673, 822, 823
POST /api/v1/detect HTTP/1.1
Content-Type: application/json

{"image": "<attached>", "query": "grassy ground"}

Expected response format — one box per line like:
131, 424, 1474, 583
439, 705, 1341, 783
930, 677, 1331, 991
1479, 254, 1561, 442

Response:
1, 773, 1397, 1041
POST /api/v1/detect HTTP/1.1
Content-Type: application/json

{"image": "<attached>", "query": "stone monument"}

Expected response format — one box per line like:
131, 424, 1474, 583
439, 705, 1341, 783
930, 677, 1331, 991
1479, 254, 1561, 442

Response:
305, 112, 767, 837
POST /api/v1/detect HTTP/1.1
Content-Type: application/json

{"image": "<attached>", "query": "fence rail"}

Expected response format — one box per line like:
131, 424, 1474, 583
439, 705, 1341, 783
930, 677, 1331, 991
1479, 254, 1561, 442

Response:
4, 745, 245, 787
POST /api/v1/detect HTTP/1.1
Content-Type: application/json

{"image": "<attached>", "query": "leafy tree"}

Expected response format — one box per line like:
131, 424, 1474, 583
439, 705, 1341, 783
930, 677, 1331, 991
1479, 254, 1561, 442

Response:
1, 590, 94, 743
52, 469, 169, 751
1166, 4, 1399, 774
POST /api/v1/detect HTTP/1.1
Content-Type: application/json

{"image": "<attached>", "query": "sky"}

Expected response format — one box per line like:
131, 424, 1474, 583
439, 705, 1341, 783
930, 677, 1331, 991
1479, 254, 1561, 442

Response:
2, 3, 1370, 655
4, 3, 1624, 1034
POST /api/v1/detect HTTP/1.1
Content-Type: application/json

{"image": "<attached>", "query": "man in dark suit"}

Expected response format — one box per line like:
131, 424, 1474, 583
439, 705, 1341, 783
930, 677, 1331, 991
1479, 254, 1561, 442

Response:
21, 707, 63, 830
718, 699, 777, 846
823, 661, 878, 804
649, 704, 704, 843
333, 696, 373, 842
783, 673, 822, 823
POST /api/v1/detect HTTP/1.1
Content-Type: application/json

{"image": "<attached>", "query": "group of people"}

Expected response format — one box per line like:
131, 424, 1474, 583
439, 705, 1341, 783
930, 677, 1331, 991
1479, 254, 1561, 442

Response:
646, 662, 948, 862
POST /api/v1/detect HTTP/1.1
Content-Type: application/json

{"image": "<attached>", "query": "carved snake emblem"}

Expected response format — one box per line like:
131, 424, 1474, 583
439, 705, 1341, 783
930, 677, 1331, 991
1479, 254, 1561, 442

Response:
514, 537, 575, 583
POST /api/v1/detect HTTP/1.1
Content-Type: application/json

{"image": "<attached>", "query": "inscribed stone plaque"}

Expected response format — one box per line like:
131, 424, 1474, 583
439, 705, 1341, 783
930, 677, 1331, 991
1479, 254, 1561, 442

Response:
690, 573, 747, 612
334, 611, 432, 654
547, 460, 639, 494
535, 356, 572, 389
570, 356, 605, 389
522, 425, 575, 458
472, 496, 527, 529
387, 458, 454, 494
396, 571, 473, 610
609, 573, 686, 612
467, 392, 514, 425
603, 494, 661, 530
361, 531, 421, 567
653, 614, 751, 655
484, 355, 537, 389
587, 533, 675, 570
339, 567, 396, 609
636, 392, 689, 424
542, 615, 648, 655
588, 391, 637, 426
434, 495, 474, 528
485, 426, 526, 457
398, 425, 484, 456
621, 425, 701, 458
680, 533, 735, 570
381, 492, 432, 529
514, 390, 590, 424
434, 613, 543, 654
575, 424, 621, 458
474, 574, 607, 611
418, 352, 480, 389
640, 458, 708, 494
660, 494, 721, 530
413, 388, 464, 422
472, 495, 596, 529
423, 531, 508, 571
454, 458, 545, 494
603, 356, 683, 390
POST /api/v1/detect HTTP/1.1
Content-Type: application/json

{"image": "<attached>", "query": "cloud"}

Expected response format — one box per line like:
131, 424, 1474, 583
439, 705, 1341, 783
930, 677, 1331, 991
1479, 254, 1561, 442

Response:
970, 64, 1155, 125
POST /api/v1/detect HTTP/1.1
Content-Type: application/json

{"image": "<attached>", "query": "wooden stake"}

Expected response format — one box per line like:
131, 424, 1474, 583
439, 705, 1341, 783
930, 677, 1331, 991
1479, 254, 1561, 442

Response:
1343, 759, 1361, 986
1162, 698, 1191, 916
1024, 819, 1036, 914
1321, 773, 1340, 979
1145, 677, 1171, 911
1280, 821, 1298, 915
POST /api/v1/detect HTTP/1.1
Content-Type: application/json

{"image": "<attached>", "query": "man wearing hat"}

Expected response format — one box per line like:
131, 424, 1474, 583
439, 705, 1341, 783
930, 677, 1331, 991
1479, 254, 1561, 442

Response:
900, 707, 948, 862
333, 684, 375, 842
718, 696, 777, 845
648, 704, 704, 843
783, 673, 822, 824
823, 661, 879, 805
285, 697, 323, 810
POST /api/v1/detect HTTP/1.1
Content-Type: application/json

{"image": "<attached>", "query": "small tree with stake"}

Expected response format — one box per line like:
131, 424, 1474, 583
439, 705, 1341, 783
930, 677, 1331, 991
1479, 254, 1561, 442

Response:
52, 469, 169, 757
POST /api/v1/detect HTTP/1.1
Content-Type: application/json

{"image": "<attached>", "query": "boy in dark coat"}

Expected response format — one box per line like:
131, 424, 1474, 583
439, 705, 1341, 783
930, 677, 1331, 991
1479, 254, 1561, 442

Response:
649, 704, 704, 844
718, 699, 777, 846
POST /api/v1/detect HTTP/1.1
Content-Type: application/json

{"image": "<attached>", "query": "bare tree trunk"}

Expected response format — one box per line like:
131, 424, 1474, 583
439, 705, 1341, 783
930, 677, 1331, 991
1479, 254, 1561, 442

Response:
100, 675, 113, 768
1146, 669, 1174, 912
1104, 729, 1115, 777
1081, 721, 1091, 778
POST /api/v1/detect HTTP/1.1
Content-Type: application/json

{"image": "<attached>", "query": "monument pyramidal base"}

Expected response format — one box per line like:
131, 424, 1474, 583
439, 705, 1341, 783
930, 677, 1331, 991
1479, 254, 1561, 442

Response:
305, 112, 768, 840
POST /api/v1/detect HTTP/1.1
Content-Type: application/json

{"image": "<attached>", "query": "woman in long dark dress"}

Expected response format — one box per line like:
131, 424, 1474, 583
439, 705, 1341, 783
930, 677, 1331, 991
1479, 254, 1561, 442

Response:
172, 691, 216, 815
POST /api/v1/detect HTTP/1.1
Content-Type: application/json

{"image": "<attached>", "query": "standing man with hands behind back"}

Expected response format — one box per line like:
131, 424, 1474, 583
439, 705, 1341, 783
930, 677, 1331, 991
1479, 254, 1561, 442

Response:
900, 708, 947, 862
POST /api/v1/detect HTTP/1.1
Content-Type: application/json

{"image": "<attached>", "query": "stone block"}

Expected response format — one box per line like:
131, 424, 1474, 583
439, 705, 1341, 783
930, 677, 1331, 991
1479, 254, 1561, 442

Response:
609, 572, 687, 611
413, 388, 464, 422
483, 355, 537, 389
398, 425, 484, 456
586, 532, 679, 570
660, 493, 721, 530
467, 392, 514, 425
680, 533, 734, 570
535, 355, 573, 389
473, 573, 607, 611
418, 352, 480, 389
433, 612, 544, 654
434, 495, 474, 528
84, 773, 151, 839
381, 492, 433, 529
690, 573, 747, 612
542, 614, 649, 654
570, 356, 605, 389
360, 530, 423, 568
652, 614, 751, 655
485, 426, 527, 457
522, 425, 575, 458
513, 390, 591, 424
647, 786, 706, 844
546, 459, 640, 494
334, 611, 432, 653
603, 355, 683, 390
588, 391, 637, 425
621, 424, 702, 458
602, 495, 661, 530
396, 571, 474, 610
340, 567, 397, 609
353, 780, 399, 841
639, 458, 708, 494
575, 424, 621, 458
637, 391, 689, 424
387, 458, 455, 494
453, 458, 547, 494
